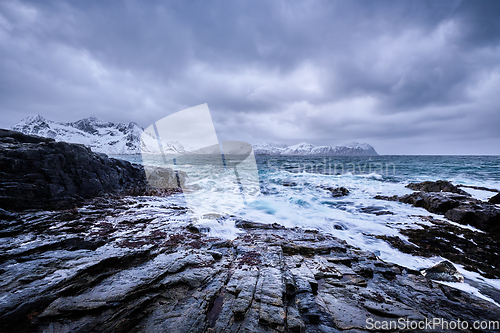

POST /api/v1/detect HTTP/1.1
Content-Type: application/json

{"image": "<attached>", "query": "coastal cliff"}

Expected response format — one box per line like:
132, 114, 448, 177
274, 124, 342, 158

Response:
0, 129, 182, 211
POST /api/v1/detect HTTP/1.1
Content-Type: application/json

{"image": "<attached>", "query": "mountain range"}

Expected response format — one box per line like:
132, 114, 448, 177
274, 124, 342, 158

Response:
11, 115, 378, 156
11, 115, 185, 155
253, 142, 378, 156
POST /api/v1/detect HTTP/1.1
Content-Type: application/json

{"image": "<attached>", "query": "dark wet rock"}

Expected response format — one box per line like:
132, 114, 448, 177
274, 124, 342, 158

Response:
445, 203, 500, 233
422, 261, 464, 283
319, 186, 349, 197
376, 183, 500, 234
399, 192, 500, 234
0, 129, 183, 211
209, 240, 234, 249
282, 180, 297, 187
373, 194, 399, 201
375, 216, 500, 279
235, 220, 285, 229
360, 206, 394, 215
406, 180, 469, 195
489, 192, 500, 204
333, 222, 348, 230
0, 208, 18, 221
1, 197, 500, 332
375, 235, 419, 255
399, 192, 465, 214
186, 223, 211, 233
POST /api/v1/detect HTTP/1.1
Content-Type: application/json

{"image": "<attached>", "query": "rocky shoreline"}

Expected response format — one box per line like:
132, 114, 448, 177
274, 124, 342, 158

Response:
1, 196, 500, 332
0, 129, 184, 211
375, 180, 500, 234
1, 130, 500, 332
374, 180, 500, 281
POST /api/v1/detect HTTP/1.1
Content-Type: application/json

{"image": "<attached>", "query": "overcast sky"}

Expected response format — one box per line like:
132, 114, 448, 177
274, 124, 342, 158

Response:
0, 0, 499, 154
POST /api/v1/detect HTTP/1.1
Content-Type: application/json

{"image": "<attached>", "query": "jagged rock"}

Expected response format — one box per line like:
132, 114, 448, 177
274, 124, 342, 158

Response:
234, 220, 284, 229
489, 193, 500, 204
282, 180, 298, 187
398, 192, 500, 233
376, 182, 500, 234
318, 186, 349, 197
445, 203, 500, 233
144, 165, 184, 190
375, 216, 500, 279
373, 194, 399, 201
422, 261, 464, 283
406, 180, 469, 195
0, 129, 183, 211
360, 206, 394, 215
399, 192, 465, 214
0, 208, 18, 221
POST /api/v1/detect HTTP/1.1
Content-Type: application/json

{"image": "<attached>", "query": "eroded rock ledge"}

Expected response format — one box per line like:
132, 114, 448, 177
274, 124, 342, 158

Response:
1, 197, 499, 332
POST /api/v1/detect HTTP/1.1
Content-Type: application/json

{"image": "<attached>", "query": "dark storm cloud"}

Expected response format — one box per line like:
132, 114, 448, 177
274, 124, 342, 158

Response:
0, 0, 499, 154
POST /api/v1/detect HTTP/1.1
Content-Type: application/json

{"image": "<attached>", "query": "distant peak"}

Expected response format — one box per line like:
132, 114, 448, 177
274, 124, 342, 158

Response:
289, 142, 314, 148
23, 114, 49, 123
341, 141, 373, 150
75, 116, 104, 124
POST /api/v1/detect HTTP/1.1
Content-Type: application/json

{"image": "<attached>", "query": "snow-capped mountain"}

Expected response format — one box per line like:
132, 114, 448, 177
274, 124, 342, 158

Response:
11, 115, 186, 155
282, 142, 316, 155
252, 143, 289, 155
252, 141, 378, 156
11, 115, 378, 156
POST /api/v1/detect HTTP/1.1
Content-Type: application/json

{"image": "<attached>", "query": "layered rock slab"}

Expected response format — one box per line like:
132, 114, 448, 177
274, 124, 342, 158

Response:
1, 197, 499, 332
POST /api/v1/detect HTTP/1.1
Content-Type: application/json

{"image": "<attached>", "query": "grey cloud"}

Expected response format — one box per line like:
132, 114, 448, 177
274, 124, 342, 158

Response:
0, 0, 499, 154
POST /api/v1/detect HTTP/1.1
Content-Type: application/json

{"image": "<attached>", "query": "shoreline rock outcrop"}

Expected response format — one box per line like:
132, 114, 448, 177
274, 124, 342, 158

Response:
489, 192, 500, 204
406, 180, 469, 195
376, 180, 500, 234
421, 260, 464, 283
374, 180, 500, 280
0, 129, 183, 211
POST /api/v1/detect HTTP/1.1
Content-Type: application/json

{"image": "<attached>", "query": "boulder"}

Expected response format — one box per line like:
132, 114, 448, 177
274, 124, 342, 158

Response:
445, 204, 500, 234
489, 193, 500, 205
422, 261, 464, 283
399, 192, 465, 214
319, 186, 349, 197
